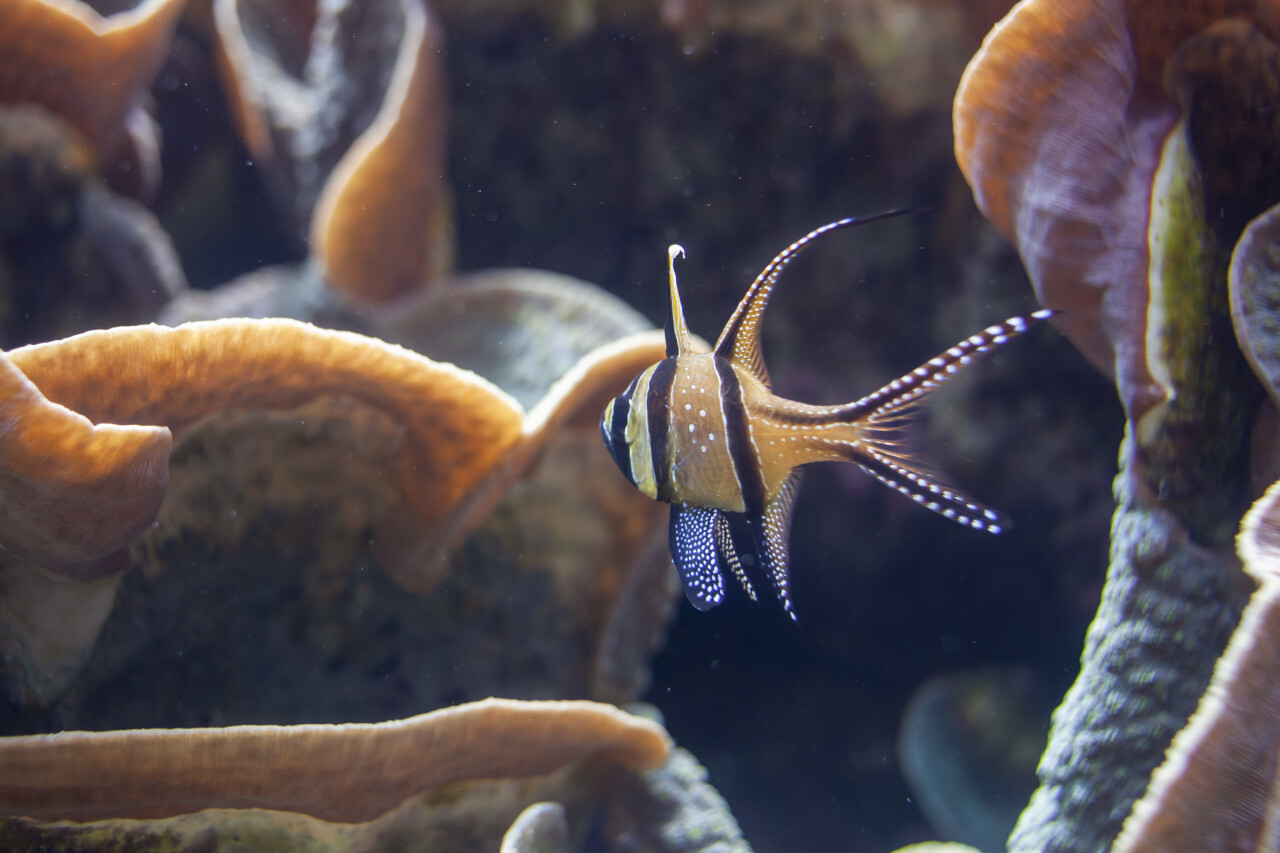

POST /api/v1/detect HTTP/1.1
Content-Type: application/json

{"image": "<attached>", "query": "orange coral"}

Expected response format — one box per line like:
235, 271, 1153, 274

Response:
0, 698, 671, 822
953, 0, 1280, 423
309, 0, 451, 303
0, 0, 186, 197
214, 0, 452, 304
1, 317, 669, 587
0, 315, 674, 713
0, 348, 170, 578
5, 319, 525, 586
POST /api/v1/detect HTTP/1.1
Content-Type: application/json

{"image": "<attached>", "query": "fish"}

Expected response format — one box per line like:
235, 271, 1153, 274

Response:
600, 211, 1052, 619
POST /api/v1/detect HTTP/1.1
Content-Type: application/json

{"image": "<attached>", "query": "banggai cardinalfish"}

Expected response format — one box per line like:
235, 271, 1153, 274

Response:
600, 211, 1052, 620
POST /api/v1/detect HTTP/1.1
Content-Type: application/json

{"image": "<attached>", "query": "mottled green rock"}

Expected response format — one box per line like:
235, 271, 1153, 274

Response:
1007, 444, 1248, 853
1009, 119, 1261, 853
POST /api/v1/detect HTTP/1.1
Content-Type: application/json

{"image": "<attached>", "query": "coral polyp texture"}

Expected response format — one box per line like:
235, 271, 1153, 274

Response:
1112, 478, 1280, 853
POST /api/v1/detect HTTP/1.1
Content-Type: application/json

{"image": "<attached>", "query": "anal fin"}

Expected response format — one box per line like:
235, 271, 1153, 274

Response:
748, 469, 804, 621
715, 511, 757, 602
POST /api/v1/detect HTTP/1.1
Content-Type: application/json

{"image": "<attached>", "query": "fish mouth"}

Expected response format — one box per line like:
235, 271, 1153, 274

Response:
598, 409, 611, 451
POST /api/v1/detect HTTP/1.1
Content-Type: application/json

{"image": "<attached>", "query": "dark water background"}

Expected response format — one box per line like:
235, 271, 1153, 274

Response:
434, 15, 1119, 850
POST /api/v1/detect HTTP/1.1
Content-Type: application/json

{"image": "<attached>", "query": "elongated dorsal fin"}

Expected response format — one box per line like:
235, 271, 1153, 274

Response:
713, 209, 923, 387
665, 244, 696, 357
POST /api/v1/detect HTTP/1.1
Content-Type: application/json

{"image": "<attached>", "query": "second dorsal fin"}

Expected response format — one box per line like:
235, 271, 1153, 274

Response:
713, 209, 922, 387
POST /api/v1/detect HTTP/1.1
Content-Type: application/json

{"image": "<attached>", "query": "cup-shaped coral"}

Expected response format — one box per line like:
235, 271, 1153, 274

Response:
0, 289, 674, 723
214, 0, 452, 304
0, 0, 184, 198
0, 698, 756, 853
955, 1, 1280, 542
0, 347, 171, 577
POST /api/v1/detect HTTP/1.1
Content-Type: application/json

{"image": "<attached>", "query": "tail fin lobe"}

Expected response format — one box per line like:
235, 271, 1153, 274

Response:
850, 445, 1011, 534
836, 309, 1054, 426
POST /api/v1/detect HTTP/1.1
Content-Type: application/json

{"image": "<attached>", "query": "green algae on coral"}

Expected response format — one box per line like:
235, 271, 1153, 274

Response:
959, 7, 1280, 852
1012, 116, 1261, 853
1137, 121, 1261, 549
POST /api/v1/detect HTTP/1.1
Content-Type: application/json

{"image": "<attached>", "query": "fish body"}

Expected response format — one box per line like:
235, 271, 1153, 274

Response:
601, 212, 1051, 619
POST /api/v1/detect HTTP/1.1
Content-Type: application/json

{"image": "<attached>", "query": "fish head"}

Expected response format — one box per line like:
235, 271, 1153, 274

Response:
600, 375, 641, 489
599, 362, 666, 500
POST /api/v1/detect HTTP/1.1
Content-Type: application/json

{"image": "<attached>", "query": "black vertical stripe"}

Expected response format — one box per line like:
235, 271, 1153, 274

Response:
609, 375, 640, 485
646, 358, 678, 502
715, 357, 765, 513
608, 403, 634, 486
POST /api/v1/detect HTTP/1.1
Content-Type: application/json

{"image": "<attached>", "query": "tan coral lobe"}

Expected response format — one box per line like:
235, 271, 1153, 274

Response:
0, 316, 672, 592
1, 319, 527, 590
0, 0, 185, 196
0, 698, 672, 823
11, 319, 524, 536
953, 0, 1160, 395
215, 0, 452, 304
953, 0, 1280, 423
0, 349, 171, 577
310, 0, 452, 303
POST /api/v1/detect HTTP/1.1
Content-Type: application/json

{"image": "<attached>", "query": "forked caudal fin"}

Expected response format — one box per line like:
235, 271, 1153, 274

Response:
834, 309, 1055, 534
